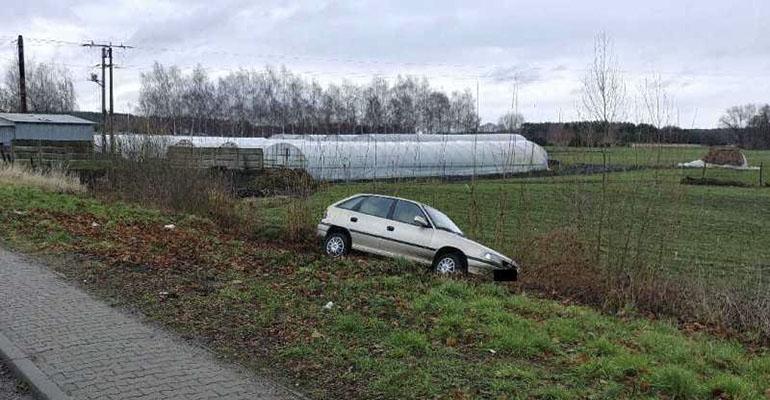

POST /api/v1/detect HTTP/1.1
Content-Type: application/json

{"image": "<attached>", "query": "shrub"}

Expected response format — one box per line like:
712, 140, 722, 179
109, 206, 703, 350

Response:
92, 136, 246, 231
521, 227, 603, 303
242, 168, 318, 197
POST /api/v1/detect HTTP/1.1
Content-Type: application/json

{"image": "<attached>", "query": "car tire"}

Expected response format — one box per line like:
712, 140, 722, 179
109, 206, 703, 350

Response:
433, 252, 465, 275
324, 232, 350, 258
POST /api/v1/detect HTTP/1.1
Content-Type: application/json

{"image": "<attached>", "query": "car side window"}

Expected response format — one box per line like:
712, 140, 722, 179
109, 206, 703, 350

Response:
357, 196, 395, 218
392, 200, 428, 226
336, 196, 367, 210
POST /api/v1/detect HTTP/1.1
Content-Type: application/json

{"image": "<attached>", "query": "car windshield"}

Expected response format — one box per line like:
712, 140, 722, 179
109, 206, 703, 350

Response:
424, 206, 463, 236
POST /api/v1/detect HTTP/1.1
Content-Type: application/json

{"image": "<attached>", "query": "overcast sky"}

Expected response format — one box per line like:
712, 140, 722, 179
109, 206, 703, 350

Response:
1, 0, 768, 128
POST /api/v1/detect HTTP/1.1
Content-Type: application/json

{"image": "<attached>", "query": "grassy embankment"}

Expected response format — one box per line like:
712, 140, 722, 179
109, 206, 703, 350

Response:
1, 158, 770, 399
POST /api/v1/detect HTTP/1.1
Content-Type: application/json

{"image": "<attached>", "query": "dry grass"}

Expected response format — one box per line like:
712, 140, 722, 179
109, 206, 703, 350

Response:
0, 163, 85, 195
284, 198, 314, 243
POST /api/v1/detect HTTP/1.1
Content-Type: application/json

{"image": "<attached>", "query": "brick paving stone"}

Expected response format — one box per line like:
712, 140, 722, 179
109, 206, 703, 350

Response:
0, 247, 303, 400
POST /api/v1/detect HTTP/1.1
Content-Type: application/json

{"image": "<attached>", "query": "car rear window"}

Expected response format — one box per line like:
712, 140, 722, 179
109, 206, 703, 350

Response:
336, 196, 366, 210
357, 196, 395, 218
392, 200, 427, 225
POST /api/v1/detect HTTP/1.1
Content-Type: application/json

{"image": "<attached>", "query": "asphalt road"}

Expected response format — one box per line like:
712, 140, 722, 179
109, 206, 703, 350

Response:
0, 362, 34, 400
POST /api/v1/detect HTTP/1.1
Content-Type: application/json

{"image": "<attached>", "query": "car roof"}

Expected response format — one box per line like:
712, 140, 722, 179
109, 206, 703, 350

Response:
347, 193, 426, 207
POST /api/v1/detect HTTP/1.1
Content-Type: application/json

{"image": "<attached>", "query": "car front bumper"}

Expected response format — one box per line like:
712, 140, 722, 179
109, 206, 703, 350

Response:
467, 257, 519, 281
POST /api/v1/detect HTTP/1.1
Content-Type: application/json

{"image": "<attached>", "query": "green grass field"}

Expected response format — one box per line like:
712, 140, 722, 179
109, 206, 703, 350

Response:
260, 148, 770, 283
547, 145, 770, 186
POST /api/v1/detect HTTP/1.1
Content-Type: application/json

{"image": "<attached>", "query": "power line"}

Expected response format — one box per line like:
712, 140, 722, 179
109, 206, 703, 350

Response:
14, 34, 770, 82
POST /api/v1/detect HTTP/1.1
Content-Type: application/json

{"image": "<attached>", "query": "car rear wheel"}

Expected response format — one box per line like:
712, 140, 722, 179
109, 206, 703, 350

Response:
324, 232, 350, 258
433, 252, 465, 275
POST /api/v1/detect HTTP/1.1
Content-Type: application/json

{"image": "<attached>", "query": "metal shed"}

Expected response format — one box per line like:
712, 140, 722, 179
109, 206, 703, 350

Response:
0, 113, 96, 142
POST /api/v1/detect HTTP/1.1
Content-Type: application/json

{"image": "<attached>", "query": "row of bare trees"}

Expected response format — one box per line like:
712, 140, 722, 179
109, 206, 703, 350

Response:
137, 63, 480, 136
0, 60, 76, 113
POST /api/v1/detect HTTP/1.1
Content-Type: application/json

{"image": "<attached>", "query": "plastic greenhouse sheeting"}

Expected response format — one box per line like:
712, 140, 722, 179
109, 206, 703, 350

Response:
103, 133, 549, 181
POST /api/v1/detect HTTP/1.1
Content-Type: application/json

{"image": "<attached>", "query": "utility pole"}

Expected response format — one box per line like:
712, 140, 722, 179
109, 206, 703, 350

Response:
108, 47, 114, 153
17, 35, 27, 113
83, 41, 132, 155
101, 47, 107, 150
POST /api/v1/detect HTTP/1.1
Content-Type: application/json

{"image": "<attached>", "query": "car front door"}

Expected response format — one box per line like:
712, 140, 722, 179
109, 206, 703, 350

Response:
347, 196, 396, 255
387, 200, 435, 263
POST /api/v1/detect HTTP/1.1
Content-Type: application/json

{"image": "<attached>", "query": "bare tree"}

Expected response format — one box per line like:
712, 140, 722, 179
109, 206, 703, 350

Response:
138, 62, 184, 133
363, 77, 389, 133
497, 111, 525, 132
181, 65, 215, 134
1, 59, 76, 113
388, 76, 419, 132
449, 89, 478, 133
424, 91, 450, 134
639, 74, 674, 130
580, 32, 626, 145
719, 104, 756, 130
719, 104, 757, 147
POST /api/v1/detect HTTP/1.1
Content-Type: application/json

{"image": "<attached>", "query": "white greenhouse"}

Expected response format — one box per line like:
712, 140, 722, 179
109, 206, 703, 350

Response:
104, 133, 549, 181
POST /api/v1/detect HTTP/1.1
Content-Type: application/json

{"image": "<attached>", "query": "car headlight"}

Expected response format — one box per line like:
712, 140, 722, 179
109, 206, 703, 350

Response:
483, 252, 504, 264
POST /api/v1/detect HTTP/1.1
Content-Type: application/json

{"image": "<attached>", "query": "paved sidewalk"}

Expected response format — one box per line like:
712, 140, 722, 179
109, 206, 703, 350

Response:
0, 247, 302, 400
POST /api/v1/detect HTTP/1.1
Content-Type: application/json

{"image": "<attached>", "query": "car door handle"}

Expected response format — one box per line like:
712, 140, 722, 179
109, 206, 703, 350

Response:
387, 226, 394, 231
350, 217, 358, 223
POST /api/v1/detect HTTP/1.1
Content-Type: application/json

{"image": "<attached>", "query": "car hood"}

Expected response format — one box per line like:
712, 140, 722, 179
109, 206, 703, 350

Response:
435, 231, 516, 266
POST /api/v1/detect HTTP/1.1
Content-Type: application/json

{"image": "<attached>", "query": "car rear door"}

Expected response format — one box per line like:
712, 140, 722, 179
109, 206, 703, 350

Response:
347, 196, 396, 255
386, 200, 436, 263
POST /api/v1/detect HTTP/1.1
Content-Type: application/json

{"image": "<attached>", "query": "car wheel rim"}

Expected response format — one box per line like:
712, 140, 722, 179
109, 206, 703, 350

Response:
436, 257, 456, 274
326, 236, 345, 256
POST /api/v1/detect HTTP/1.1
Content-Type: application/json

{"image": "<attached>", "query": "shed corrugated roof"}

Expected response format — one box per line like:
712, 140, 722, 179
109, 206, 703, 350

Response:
0, 113, 95, 125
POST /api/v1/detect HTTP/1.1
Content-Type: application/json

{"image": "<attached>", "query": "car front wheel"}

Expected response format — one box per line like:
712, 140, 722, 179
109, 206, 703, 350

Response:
434, 253, 465, 275
324, 232, 350, 258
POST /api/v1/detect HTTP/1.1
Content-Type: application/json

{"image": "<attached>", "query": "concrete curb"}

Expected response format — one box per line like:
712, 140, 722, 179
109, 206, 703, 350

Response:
0, 330, 70, 400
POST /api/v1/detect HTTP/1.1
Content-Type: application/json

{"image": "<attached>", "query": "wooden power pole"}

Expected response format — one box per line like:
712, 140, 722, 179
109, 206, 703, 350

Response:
108, 47, 114, 153
83, 41, 132, 154
101, 47, 107, 150
17, 35, 27, 113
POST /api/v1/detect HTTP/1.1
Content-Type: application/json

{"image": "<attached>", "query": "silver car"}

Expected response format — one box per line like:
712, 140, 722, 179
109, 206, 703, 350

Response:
317, 194, 519, 281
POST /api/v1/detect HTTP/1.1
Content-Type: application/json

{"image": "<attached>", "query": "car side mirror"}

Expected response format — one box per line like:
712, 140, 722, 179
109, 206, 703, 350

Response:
414, 215, 429, 227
